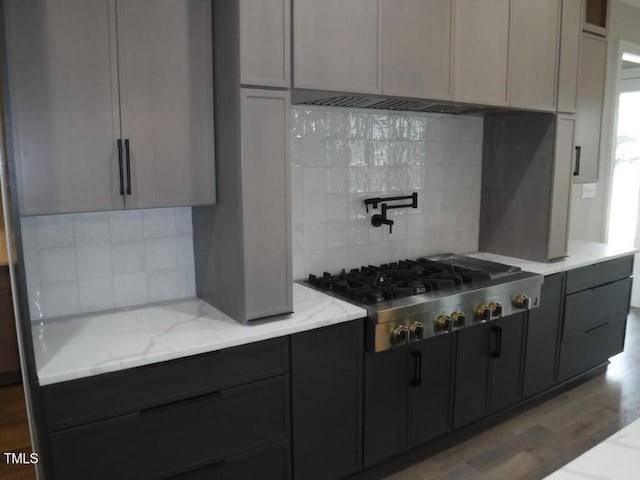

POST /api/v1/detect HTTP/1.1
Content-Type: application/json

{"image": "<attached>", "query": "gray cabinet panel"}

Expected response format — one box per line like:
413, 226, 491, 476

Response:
293, 0, 381, 93
574, 33, 607, 183
508, 0, 559, 111
557, 0, 583, 113
565, 255, 633, 294
4, 0, 123, 215
117, 0, 215, 208
240, 90, 292, 319
239, 0, 290, 87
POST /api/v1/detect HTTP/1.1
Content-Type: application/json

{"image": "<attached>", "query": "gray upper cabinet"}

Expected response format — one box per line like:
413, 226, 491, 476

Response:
4, 0, 123, 215
116, 0, 215, 209
381, 0, 452, 100
4, 0, 215, 215
557, 0, 583, 113
293, 0, 381, 94
508, 0, 560, 111
574, 33, 607, 183
453, 0, 510, 106
240, 0, 290, 87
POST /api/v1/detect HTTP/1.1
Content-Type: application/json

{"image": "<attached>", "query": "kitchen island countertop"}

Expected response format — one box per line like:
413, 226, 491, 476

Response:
32, 283, 367, 386
469, 239, 639, 276
543, 415, 640, 479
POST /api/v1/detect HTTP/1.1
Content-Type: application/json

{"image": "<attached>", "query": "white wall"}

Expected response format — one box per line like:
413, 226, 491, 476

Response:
21, 208, 195, 320
570, 0, 640, 241
291, 106, 484, 279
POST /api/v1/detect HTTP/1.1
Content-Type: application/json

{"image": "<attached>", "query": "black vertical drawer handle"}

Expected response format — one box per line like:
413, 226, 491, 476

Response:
117, 139, 125, 195
410, 350, 422, 387
125, 138, 132, 195
491, 326, 503, 358
573, 146, 581, 176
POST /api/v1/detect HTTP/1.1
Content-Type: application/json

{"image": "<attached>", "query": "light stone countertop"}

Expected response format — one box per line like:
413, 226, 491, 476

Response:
468, 239, 639, 276
544, 416, 640, 479
32, 283, 367, 386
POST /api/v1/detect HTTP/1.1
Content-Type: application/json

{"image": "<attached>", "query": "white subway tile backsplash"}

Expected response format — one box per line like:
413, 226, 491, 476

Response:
292, 107, 483, 279
109, 210, 144, 243
175, 207, 193, 235
39, 248, 77, 283
145, 237, 178, 272
76, 246, 112, 280
113, 273, 148, 307
73, 214, 110, 246
35, 216, 74, 248
143, 208, 176, 238
112, 241, 145, 276
41, 281, 79, 318
22, 208, 195, 320
20, 217, 37, 249
79, 277, 115, 312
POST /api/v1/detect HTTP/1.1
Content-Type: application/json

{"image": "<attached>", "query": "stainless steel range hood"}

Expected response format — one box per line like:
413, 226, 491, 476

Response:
291, 89, 501, 115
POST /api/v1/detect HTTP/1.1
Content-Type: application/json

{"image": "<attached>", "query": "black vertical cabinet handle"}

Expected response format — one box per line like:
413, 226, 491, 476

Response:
125, 138, 132, 195
410, 351, 422, 387
117, 139, 125, 195
491, 326, 503, 359
573, 146, 581, 176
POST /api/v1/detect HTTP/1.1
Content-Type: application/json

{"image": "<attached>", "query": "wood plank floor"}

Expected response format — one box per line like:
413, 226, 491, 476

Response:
389, 308, 640, 480
1, 310, 639, 480
0, 382, 36, 480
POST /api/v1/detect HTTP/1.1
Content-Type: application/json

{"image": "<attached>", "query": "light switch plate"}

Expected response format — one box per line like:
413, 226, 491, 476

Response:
582, 183, 597, 199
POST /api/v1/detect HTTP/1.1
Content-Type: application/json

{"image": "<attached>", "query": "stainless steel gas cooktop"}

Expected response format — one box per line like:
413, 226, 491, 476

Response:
305, 254, 543, 352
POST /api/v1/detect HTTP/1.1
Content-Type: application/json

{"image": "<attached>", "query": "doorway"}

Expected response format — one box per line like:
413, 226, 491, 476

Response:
607, 42, 640, 306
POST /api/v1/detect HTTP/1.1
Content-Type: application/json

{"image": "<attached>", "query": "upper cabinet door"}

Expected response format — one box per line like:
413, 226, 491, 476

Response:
4, 0, 123, 215
381, 0, 452, 100
508, 0, 559, 111
239, 0, 290, 87
557, 0, 583, 113
453, 0, 510, 106
574, 33, 606, 184
116, 0, 215, 209
293, 0, 381, 94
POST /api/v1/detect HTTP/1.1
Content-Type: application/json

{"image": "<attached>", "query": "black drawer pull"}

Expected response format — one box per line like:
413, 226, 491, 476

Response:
585, 322, 610, 334
124, 138, 132, 195
139, 389, 224, 416
410, 350, 422, 387
491, 326, 503, 358
117, 139, 125, 195
573, 145, 581, 176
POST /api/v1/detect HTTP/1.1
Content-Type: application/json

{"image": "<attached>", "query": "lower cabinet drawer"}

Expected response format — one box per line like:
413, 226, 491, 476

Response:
558, 319, 627, 382
49, 376, 289, 480
563, 277, 632, 339
175, 443, 290, 480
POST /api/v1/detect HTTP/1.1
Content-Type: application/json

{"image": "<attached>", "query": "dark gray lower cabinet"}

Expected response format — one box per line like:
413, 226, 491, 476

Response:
42, 338, 291, 480
364, 333, 453, 467
453, 313, 526, 429
291, 320, 364, 480
558, 260, 633, 382
174, 443, 290, 480
522, 273, 564, 398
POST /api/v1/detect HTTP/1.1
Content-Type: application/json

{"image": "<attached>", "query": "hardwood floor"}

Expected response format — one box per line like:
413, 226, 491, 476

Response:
1, 310, 639, 480
0, 383, 35, 480
389, 308, 640, 480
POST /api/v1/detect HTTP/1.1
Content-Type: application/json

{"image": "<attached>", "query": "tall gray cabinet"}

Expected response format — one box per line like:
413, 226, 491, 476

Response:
4, 0, 215, 215
194, 0, 292, 323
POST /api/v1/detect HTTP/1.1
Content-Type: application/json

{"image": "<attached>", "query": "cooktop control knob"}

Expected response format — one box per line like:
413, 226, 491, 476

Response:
450, 311, 466, 327
488, 301, 503, 317
409, 321, 425, 340
513, 294, 531, 309
391, 325, 409, 344
475, 304, 491, 320
435, 315, 451, 331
